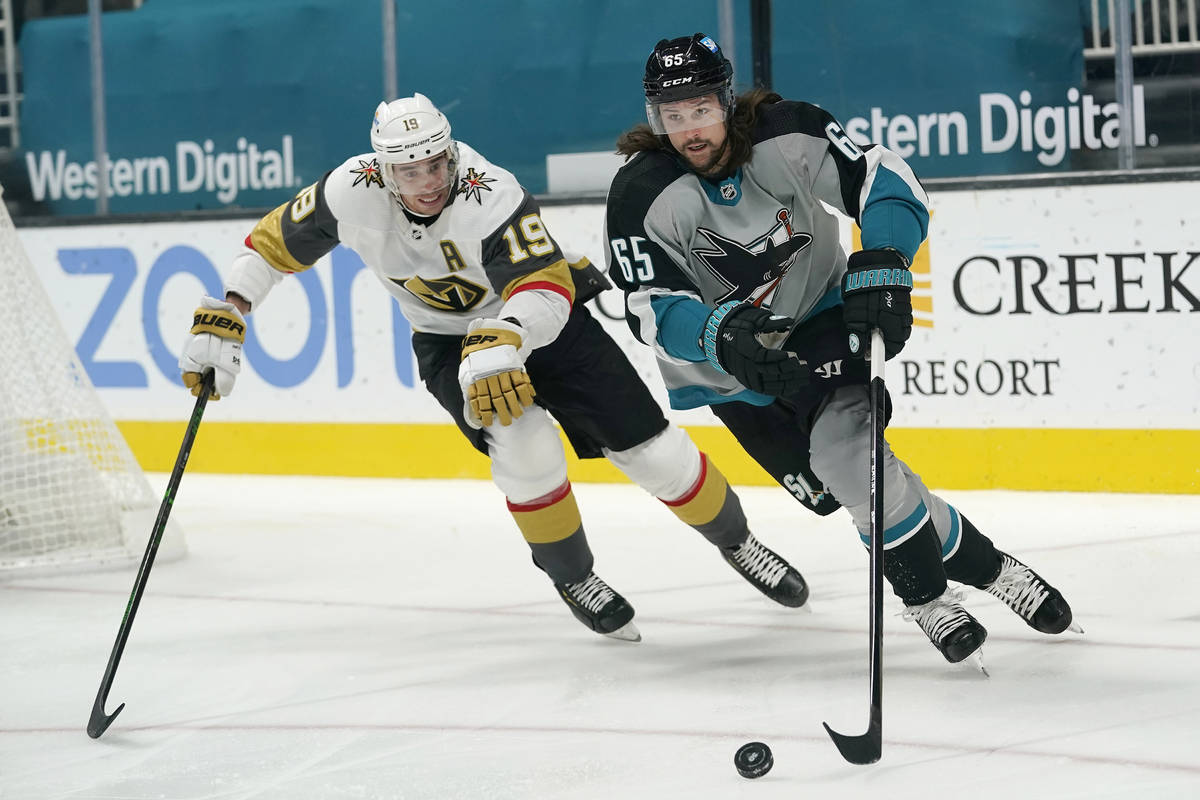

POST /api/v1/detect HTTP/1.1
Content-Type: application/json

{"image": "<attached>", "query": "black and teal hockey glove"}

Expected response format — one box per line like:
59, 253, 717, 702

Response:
703, 301, 807, 396
840, 249, 914, 359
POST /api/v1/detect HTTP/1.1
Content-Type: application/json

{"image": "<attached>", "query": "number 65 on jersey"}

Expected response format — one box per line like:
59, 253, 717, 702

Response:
610, 236, 656, 282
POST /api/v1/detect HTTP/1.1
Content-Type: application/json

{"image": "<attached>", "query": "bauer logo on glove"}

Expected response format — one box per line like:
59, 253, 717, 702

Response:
462, 333, 501, 348
191, 310, 246, 339
179, 296, 246, 400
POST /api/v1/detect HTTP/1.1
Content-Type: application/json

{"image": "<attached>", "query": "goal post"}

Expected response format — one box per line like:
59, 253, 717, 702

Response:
0, 185, 185, 578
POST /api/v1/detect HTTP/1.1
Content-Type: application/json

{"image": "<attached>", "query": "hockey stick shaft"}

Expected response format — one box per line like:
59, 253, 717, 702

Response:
866, 328, 886, 738
822, 328, 886, 764
87, 370, 214, 739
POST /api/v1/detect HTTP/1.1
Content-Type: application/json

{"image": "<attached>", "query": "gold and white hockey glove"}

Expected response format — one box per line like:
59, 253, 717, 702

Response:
458, 318, 536, 427
179, 296, 245, 400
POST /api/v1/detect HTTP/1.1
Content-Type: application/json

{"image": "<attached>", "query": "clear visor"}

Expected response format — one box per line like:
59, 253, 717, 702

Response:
386, 150, 453, 194
646, 94, 729, 135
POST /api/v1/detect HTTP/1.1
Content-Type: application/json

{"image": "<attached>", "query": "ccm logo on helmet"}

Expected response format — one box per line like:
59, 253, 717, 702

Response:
663, 77, 693, 87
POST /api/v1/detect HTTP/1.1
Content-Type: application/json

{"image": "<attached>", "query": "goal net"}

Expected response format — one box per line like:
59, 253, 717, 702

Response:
0, 186, 184, 577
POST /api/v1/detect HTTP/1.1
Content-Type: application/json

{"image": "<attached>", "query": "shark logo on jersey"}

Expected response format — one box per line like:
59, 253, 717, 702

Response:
396, 274, 487, 312
456, 167, 496, 205
349, 158, 385, 188
694, 208, 813, 305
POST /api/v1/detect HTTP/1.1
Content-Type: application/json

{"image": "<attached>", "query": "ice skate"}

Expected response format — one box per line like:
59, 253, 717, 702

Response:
721, 533, 810, 608
979, 552, 1082, 634
555, 572, 641, 642
903, 590, 988, 664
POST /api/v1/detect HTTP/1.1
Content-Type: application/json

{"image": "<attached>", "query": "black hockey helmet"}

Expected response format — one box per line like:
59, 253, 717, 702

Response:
643, 33, 734, 134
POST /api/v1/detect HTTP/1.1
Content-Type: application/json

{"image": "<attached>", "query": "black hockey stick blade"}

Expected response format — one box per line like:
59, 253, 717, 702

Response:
87, 698, 125, 740
822, 329, 887, 765
822, 718, 882, 765
87, 370, 214, 739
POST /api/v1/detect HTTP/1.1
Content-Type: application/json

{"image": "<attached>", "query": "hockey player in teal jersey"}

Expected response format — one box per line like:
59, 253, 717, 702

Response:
178, 92, 819, 643
605, 34, 1080, 664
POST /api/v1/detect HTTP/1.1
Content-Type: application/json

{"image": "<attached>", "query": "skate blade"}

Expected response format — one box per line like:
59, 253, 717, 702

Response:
603, 621, 642, 642
1068, 621, 1084, 634
949, 644, 989, 676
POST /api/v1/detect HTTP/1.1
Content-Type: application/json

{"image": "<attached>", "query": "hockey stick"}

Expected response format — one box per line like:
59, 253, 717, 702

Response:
87, 369, 214, 739
822, 328, 886, 765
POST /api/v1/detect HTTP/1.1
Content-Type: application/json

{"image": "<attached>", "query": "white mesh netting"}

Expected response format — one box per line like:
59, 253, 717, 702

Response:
0, 187, 184, 576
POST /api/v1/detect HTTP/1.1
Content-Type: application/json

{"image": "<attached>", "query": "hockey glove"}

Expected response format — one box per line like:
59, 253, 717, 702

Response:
702, 301, 807, 396
458, 318, 536, 427
179, 295, 245, 400
841, 248, 914, 359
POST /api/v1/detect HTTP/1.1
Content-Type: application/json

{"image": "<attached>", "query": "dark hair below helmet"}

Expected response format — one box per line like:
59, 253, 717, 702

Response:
643, 33, 733, 105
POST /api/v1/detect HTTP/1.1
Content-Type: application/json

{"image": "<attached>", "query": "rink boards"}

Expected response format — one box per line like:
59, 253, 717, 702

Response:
18, 180, 1200, 493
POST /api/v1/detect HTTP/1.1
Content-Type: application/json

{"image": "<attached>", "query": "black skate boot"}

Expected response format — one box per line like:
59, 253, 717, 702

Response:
903, 590, 988, 663
721, 533, 809, 608
978, 552, 1078, 634
555, 572, 641, 642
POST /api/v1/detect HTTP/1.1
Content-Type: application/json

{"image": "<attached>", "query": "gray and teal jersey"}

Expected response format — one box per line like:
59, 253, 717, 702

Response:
604, 99, 929, 409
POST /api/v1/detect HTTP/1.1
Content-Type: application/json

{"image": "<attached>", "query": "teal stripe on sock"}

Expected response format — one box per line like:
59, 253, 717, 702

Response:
859, 500, 929, 548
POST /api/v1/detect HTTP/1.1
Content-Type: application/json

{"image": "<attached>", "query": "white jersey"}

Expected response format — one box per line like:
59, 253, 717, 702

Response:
225, 142, 607, 338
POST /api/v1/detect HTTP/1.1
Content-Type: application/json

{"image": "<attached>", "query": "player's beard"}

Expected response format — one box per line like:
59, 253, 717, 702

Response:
681, 134, 730, 178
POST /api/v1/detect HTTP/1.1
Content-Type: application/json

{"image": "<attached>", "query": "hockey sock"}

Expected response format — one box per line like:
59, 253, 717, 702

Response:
509, 481, 594, 585
942, 512, 1002, 587
882, 519, 949, 606
661, 455, 749, 549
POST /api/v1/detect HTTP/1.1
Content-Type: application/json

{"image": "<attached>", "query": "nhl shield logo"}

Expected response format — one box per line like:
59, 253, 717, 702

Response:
720, 181, 738, 201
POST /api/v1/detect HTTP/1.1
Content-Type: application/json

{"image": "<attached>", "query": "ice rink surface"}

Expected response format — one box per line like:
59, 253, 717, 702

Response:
3, 474, 1199, 799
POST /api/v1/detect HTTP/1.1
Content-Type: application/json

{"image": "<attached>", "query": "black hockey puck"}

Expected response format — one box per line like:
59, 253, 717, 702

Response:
734, 741, 773, 779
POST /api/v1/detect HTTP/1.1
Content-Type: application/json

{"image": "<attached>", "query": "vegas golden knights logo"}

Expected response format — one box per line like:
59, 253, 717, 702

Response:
397, 274, 487, 312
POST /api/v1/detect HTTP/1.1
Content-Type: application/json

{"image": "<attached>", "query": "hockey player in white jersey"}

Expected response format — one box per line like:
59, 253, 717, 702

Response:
605, 34, 1080, 663
179, 93, 822, 642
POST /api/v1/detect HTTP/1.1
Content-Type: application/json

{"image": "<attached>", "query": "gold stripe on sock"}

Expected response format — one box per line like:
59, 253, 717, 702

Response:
663, 455, 728, 527
508, 485, 583, 544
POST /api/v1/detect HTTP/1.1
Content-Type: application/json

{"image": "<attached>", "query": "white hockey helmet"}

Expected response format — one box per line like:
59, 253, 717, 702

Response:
370, 93, 460, 211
